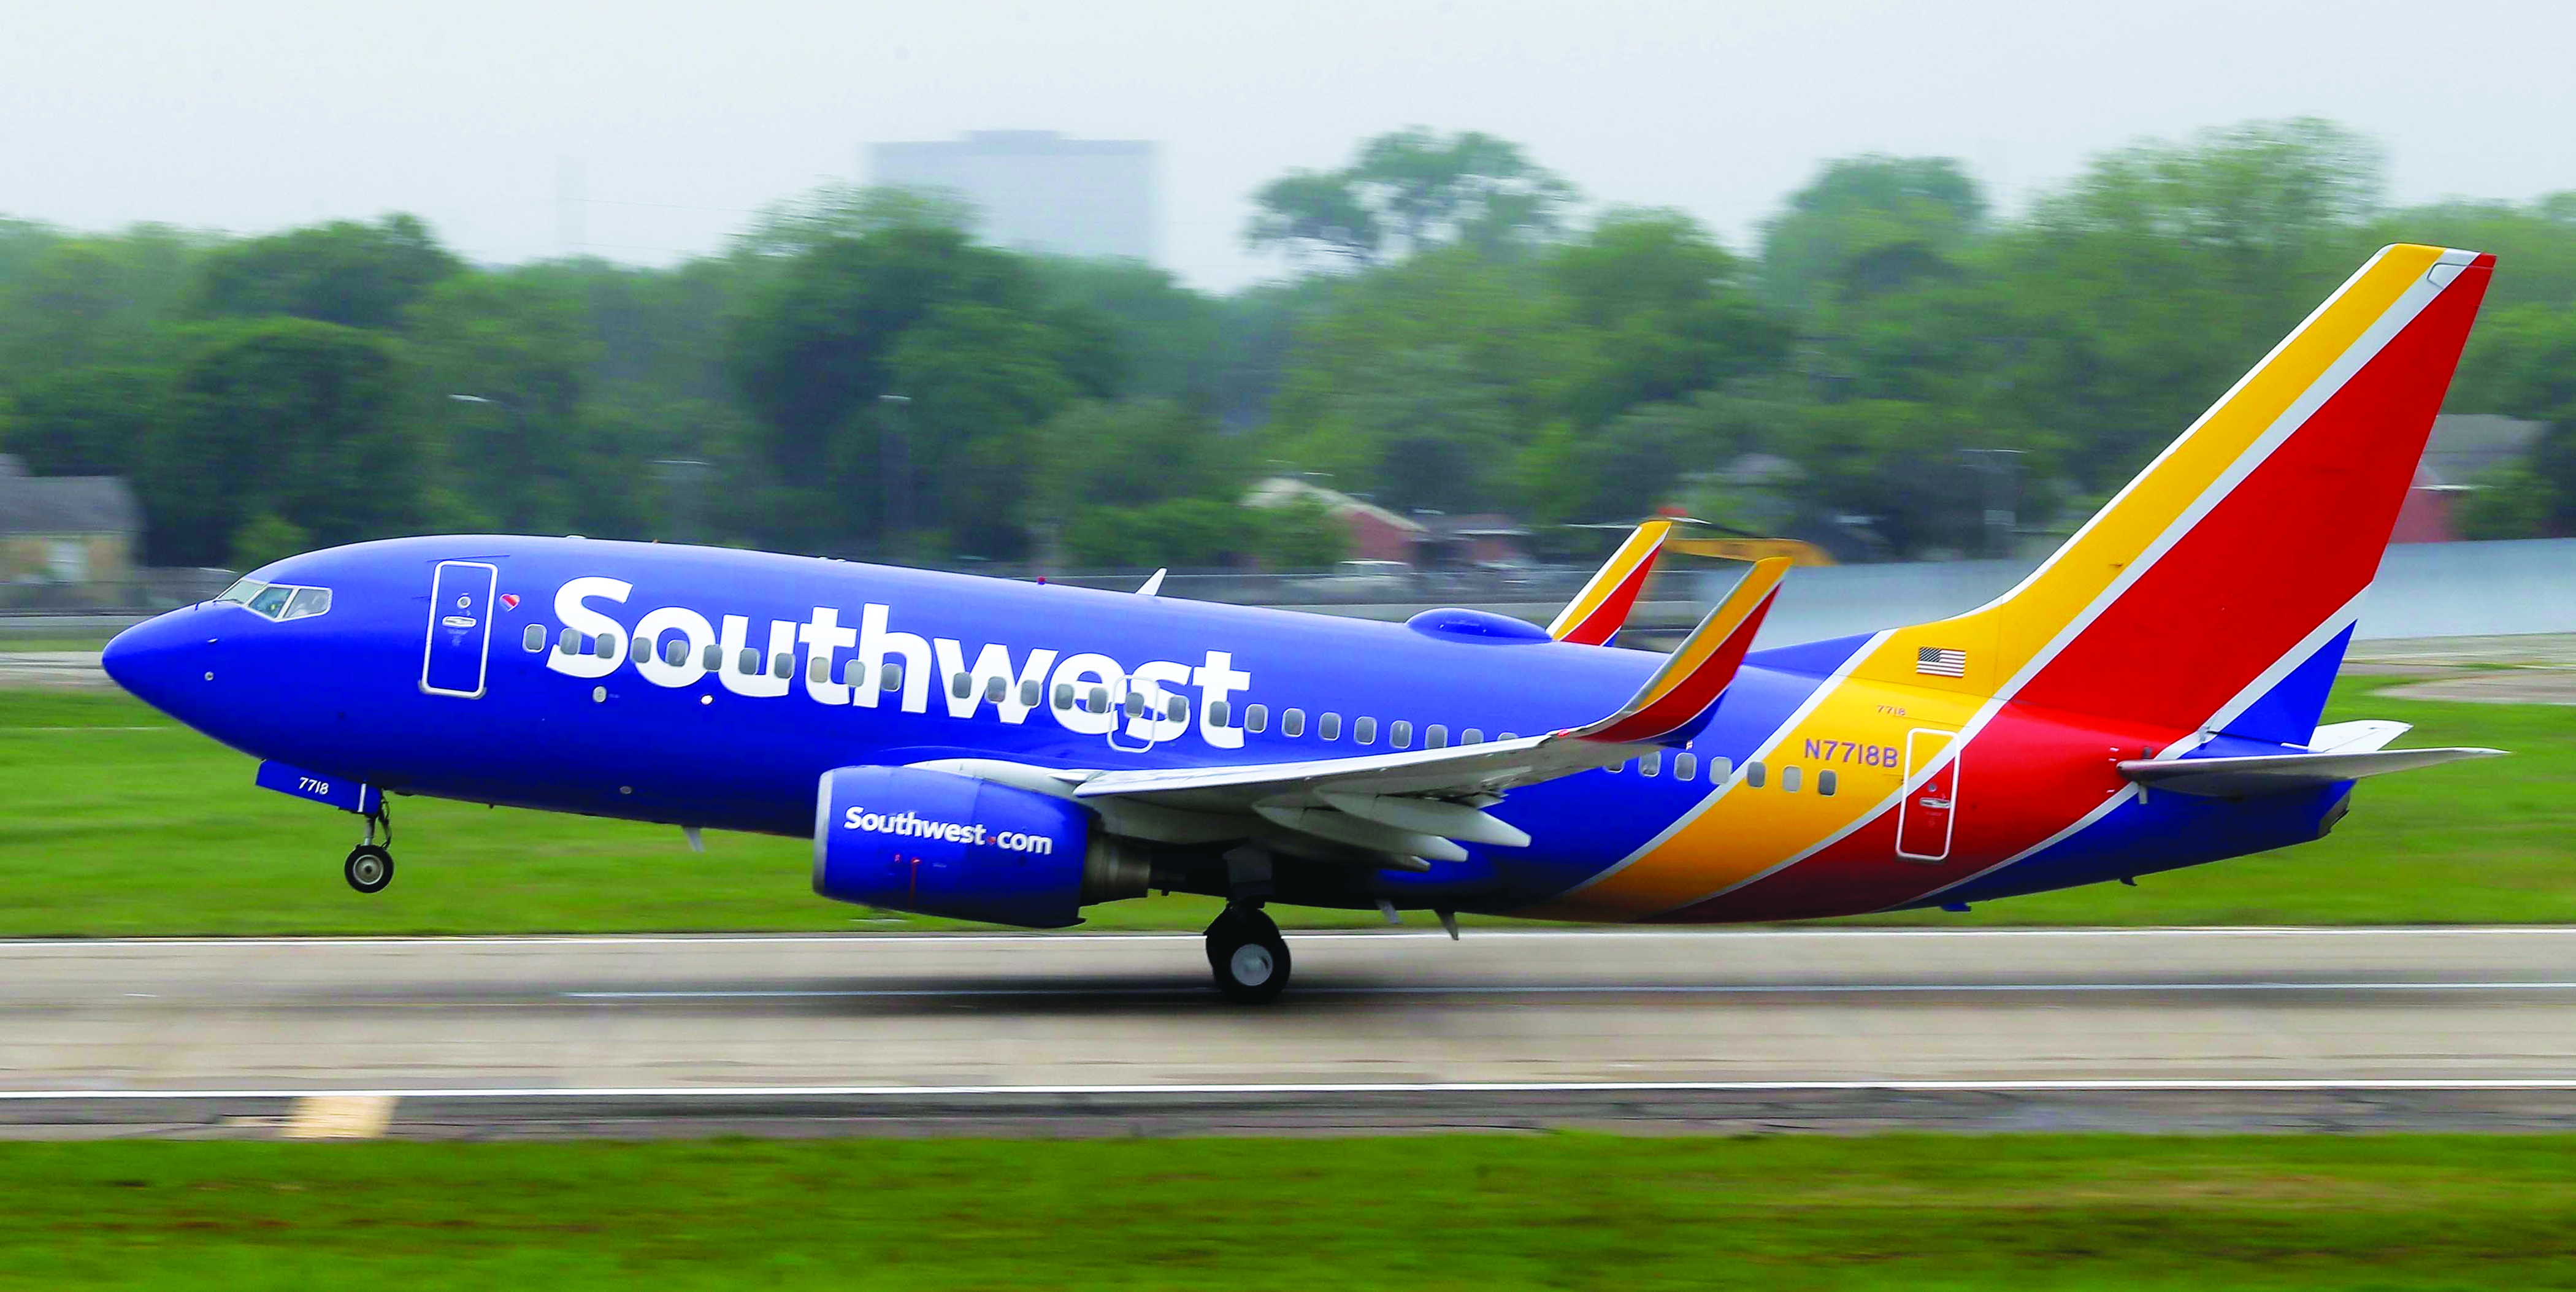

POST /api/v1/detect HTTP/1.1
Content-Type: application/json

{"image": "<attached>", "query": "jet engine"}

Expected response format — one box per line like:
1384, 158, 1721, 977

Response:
811, 765, 1150, 927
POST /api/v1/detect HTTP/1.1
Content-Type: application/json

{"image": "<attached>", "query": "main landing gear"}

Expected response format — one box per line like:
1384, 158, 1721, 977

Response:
1205, 904, 1290, 1003
344, 805, 394, 894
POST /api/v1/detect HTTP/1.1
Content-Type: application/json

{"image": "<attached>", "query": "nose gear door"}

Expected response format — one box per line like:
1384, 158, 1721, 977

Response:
1895, 727, 1960, 863
421, 560, 500, 698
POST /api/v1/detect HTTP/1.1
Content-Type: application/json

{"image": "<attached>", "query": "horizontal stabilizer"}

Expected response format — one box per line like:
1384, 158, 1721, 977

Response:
1572, 557, 1787, 745
2118, 746, 2504, 798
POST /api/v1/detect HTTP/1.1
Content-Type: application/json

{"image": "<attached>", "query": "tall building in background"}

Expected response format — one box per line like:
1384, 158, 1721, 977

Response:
868, 131, 1157, 263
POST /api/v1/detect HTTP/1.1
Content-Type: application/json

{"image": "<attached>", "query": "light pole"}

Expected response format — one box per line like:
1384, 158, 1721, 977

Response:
878, 394, 911, 560
1958, 448, 2025, 559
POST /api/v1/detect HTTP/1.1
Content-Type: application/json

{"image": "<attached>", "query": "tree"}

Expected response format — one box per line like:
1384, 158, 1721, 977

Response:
1031, 257, 1224, 401
1758, 156, 1986, 315
1246, 129, 1576, 268
1551, 210, 1791, 424
400, 272, 599, 533
145, 319, 420, 565
4, 366, 167, 478
729, 182, 976, 262
191, 214, 461, 331
2453, 465, 2557, 540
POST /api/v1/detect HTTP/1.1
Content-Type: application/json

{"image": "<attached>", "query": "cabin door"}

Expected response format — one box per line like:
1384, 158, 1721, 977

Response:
1895, 727, 1960, 863
420, 560, 499, 698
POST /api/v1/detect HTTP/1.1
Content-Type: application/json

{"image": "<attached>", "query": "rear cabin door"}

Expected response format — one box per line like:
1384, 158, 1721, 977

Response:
421, 560, 499, 698
1895, 727, 1960, 863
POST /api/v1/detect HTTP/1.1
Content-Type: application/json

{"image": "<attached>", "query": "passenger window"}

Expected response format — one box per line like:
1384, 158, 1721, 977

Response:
1318, 713, 1341, 741
1021, 679, 1041, 706
1427, 724, 1448, 749
670, 639, 692, 668
1245, 703, 1268, 733
1354, 716, 1376, 745
1207, 698, 1230, 727
1166, 695, 1187, 723
1641, 752, 1662, 778
771, 651, 792, 679
843, 660, 869, 688
705, 644, 724, 671
1500, 732, 1519, 743
1818, 769, 1838, 797
559, 627, 580, 654
1782, 765, 1802, 793
808, 656, 828, 684
282, 587, 332, 620
1390, 720, 1412, 749
1674, 752, 1698, 782
1086, 685, 1109, 714
523, 624, 546, 652
1710, 757, 1733, 782
1746, 761, 1767, 789
951, 671, 972, 700
738, 648, 759, 675
1462, 728, 1483, 746
1282, 708, 1306, 738
984, 676, 1006, 702
881, 663, 903, 692
594, 632, 619, 660
1124, 691, 1145, 719
1054, 682, 1074, 710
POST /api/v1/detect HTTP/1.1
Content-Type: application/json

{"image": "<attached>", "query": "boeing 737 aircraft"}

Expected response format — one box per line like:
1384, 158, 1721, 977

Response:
104, 245, 2504, 1000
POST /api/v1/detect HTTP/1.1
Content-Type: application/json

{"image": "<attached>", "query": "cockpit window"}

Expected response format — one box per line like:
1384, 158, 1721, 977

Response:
215, 578, 333, 622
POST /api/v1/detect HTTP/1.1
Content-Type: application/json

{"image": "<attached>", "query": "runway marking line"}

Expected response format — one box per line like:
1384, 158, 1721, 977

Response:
281, 1095, 396, 1139
9, 1080, 2576, 1101
11, 927, 2576, 950
555, 980, 2576, 1000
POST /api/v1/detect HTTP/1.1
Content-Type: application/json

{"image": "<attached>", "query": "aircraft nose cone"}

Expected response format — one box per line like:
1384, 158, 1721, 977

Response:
101, 608, 212, 714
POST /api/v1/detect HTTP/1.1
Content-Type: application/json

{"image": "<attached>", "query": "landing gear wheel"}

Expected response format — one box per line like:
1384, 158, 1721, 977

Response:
344, 844, 394, 894
1205, 906, 1290, 1003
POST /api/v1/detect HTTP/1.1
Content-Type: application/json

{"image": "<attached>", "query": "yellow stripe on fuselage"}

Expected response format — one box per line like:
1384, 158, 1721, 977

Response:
1531, 670, 1983, 920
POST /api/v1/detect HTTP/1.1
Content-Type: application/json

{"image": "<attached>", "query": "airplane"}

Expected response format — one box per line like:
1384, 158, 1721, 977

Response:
102, 243, 2505, 1001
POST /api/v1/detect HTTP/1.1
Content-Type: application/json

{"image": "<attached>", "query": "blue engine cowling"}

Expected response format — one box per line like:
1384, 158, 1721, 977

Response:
811, 765, 1144, 928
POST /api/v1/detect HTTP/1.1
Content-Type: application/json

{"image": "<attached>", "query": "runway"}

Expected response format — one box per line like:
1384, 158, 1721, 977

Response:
7, 927, 2576, 1138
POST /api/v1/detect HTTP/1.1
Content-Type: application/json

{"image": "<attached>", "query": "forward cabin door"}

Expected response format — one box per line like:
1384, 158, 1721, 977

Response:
421, 560, 500, 698
1895, 727, 1960, 863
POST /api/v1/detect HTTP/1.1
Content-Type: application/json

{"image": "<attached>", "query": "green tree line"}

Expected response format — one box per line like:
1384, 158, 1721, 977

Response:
4, 118, 2572, 573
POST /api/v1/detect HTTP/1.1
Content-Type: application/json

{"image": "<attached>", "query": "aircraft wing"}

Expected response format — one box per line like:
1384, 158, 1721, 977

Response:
1546, 519, 1672, 645
1070, 558, 1788, 867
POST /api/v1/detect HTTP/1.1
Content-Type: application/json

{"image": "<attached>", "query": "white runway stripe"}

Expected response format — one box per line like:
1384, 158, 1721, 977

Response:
7, 1079, 2576, 1101
558, 980, 2576, 1000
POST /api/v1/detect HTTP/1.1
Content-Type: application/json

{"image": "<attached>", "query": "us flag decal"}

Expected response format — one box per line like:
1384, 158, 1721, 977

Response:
1915, 646, 1966, 677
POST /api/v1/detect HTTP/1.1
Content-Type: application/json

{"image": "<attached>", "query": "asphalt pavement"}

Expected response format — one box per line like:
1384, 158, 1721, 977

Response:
6, 927, 2576, 1138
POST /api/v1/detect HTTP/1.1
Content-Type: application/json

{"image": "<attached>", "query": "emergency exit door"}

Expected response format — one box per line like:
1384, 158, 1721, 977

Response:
1895, 727, 1960, 863
421, 560, 499, 698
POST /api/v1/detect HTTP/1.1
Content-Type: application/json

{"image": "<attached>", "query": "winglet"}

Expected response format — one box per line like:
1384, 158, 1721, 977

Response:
1547, 519, 1672, 645
1572, 556, 1787, 745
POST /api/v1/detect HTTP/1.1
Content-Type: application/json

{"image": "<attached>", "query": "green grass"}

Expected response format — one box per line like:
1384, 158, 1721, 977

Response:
2, 1135, 2574, 1290
0, 635, 115, 652
0, 679, 2568, 936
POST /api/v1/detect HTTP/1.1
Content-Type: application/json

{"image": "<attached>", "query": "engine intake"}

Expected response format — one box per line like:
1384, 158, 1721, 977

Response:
811, 765, 1148, 927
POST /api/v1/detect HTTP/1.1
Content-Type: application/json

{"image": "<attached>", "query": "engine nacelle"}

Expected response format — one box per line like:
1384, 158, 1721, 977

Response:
811, 765, 1147, 928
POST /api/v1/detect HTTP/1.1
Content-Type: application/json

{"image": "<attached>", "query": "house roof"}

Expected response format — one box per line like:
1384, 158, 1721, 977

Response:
2421, 414, 2546, 487
0, 464, 142, 536
1243, 476, 1425, 535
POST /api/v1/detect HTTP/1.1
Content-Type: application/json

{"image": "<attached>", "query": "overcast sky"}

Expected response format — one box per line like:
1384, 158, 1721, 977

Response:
5, 0, 2570, 291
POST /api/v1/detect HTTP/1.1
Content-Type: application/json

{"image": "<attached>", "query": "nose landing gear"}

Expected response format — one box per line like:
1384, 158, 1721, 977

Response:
344, 805, 394, 894
1205, 904, 1290, 1003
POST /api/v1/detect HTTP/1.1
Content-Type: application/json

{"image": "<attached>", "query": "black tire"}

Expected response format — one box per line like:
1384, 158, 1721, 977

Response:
344, 844, 394, 894
1207, 908, 1290, 1003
